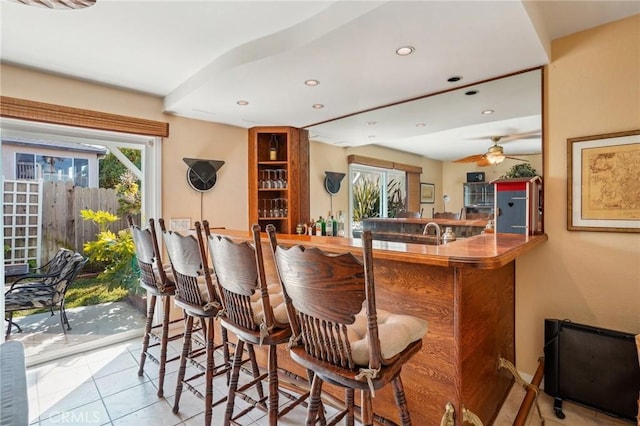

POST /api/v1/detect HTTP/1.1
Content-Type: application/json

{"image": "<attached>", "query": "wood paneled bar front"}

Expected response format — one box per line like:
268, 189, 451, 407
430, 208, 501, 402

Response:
208, 229, 547, 425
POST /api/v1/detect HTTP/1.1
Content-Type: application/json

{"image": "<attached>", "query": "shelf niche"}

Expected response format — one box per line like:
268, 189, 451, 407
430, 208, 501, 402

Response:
248, 126, 309, 234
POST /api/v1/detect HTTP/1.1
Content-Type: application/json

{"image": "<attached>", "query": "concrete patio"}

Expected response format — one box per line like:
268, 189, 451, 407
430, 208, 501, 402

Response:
6, 301, 146, 366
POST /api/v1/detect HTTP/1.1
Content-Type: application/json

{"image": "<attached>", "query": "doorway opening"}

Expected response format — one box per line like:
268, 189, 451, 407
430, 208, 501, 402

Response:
2, 118, 163, 366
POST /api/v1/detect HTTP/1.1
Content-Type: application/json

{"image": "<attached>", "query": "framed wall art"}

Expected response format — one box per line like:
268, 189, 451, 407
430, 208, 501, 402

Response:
567, 129, 640, 232
420, 182, 435, 204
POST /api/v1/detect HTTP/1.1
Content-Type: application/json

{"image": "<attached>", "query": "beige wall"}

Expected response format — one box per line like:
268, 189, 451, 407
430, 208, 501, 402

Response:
2, 13, 638, 378
516, 14, 640, 374
0, 64, 249, 230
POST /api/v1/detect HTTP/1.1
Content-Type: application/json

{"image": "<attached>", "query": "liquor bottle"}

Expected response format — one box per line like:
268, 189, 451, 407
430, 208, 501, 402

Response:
316, 216, 323, 236
326, 214, 333, 237
337, 210, 345, 237
308, 218, 315, 236
320, 216, 326, 236
331, 215, 337, 237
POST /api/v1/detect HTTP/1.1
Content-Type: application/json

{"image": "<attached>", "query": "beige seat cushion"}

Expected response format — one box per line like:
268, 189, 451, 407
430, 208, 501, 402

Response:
152, 263, 174, 285
346, 308, 427, 366
250, 283, 289, 325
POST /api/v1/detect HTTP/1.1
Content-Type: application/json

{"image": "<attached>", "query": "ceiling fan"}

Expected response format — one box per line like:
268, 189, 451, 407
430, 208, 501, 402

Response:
454, 131, 540, 167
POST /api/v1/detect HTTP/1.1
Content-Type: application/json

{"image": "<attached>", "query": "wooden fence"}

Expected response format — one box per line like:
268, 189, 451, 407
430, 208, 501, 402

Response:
40, 181, 138, 264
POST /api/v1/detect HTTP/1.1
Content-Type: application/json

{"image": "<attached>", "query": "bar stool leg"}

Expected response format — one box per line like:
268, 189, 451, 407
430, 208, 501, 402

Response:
173, 314, 194, 414
345, 388, 355, 426
246, 343, 265, 402
204, 317, 215, 426
221, 327, 231, 385
138, 294, 157, 377
361, 389, 373, 426
268, 344, 278, 426
306, 374, 323, 425
156, 295, 171, 398
392, 376, 411, 425
225, 339, 246, 425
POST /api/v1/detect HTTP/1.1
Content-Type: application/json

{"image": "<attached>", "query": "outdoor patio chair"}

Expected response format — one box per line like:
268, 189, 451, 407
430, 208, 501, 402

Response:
4, 249, 87, 338
269, 227, 428, 425
128, 215, 184, 398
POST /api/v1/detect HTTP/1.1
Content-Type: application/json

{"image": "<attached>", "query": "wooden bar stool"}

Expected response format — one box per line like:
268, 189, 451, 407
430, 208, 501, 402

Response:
128, 217, 183, 398
159, 219, 232, 426
268, 226, 428, 426
205, 223, 312, 426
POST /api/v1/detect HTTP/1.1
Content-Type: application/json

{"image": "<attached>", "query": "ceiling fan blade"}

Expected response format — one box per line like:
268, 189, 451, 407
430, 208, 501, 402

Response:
454, 154, 485, 163
500, 131, 541, 143
503, 156, 530, 162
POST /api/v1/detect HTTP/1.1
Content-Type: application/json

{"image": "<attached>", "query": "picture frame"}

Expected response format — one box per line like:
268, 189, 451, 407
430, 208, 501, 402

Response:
567, 129, 640, 233
420, 182, 435, 204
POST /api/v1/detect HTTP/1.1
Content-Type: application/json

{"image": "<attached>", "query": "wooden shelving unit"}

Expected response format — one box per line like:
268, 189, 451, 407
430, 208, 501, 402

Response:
248, 126, 309, 234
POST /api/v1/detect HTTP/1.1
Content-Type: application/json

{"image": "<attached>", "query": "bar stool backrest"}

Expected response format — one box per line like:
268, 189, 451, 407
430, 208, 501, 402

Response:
206, 223, 281, 332
269, 226, 382, 372
159, 220, 216, 310
129, 217, 172, 293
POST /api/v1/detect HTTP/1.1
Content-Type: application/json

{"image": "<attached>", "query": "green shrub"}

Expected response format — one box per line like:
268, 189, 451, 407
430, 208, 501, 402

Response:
81, 209, 140, 294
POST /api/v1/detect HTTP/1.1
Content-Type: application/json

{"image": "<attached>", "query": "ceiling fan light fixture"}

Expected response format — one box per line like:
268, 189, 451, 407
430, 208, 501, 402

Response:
487, 153, 505, 164
486, 144, 505, 164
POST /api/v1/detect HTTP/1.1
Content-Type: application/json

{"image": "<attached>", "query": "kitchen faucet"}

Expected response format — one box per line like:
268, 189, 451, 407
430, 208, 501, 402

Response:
423, 222, 441, 246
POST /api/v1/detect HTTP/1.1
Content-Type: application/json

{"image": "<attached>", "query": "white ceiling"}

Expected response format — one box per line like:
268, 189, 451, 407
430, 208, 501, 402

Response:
1, 0, 638, 161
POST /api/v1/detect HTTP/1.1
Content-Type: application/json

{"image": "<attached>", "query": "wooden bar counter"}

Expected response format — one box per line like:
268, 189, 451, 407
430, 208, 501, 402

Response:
211, 229, 547, 425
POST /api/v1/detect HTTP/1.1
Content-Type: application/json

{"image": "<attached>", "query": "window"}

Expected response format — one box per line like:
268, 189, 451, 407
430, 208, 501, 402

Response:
15, 153, 90, 187
349, 163, 407, 235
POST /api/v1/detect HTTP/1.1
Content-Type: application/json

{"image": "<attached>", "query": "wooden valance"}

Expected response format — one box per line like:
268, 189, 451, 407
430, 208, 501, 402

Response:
0, 96, 169, 137
347, 154, 422, 174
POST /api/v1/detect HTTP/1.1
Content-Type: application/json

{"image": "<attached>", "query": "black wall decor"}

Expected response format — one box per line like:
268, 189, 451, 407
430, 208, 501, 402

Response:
183, 158, 225, 192
324, 171, 346, 195
466, 172, 485, 182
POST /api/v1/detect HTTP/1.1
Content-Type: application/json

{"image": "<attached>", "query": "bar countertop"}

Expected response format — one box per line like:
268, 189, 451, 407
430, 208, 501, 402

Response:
211, 229, 548, 270
208, 228, 547, 424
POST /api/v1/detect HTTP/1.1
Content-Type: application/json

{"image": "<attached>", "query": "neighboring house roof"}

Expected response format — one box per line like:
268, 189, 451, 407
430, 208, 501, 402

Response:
3, 137, 108, 155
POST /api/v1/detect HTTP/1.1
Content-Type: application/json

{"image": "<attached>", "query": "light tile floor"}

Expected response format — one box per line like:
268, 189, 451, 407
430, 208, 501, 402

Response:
25, 331, 636, 426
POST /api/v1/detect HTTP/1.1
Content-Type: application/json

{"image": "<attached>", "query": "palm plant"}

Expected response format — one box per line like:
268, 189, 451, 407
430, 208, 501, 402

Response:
352, 176, 381, 222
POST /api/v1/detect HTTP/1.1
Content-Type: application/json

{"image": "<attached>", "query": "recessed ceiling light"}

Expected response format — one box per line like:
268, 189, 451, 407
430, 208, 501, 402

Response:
447, 76, 462, 83
368, 121, 376, 125
236, 100, 249, 106
416, 123, 426, 127
305, 80, 319, 86
465, 90, 478, 96
395, 46, 415, 56
482, 109, 494, 115
368, 135, 376, 138
312, 104, 324, 109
